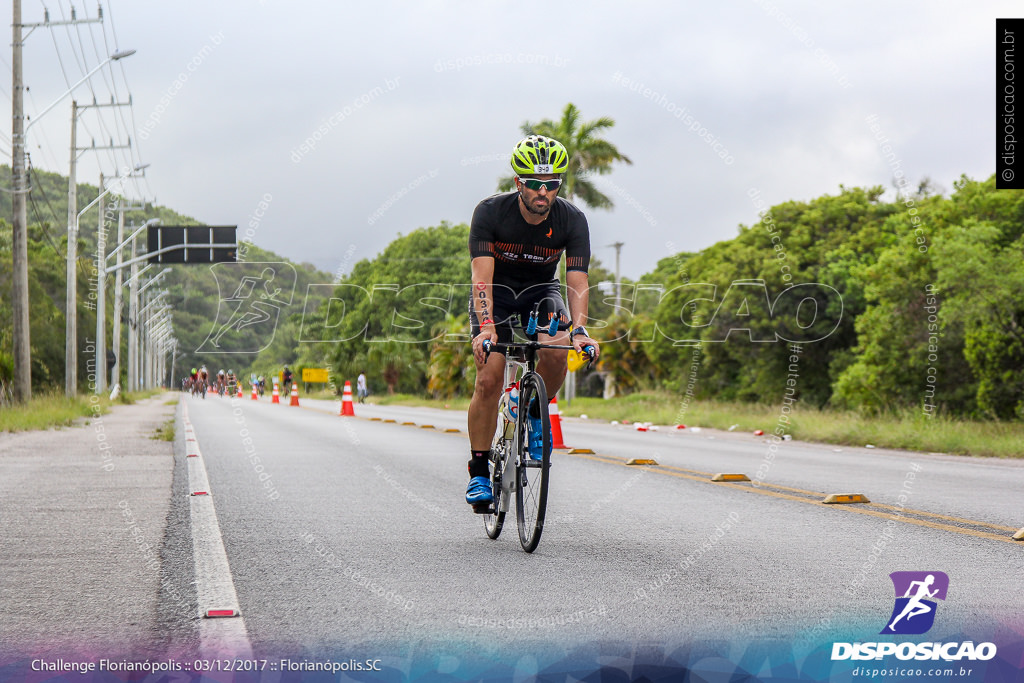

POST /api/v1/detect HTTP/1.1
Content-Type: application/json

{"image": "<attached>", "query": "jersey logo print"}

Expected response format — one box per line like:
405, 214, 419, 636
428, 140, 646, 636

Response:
545, 227, 552, 238
493, 241, 562, 266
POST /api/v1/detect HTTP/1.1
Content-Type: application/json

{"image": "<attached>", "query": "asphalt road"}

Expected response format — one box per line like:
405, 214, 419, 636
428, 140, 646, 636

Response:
177, 394, 1024, 672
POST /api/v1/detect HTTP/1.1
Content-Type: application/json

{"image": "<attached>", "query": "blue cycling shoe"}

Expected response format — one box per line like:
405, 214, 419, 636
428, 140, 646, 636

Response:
465, 476, 493, 505
527, 416, 551, 461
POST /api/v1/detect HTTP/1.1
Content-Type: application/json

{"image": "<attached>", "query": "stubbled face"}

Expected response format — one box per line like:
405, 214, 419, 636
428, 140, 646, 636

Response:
516, 174, 561, 216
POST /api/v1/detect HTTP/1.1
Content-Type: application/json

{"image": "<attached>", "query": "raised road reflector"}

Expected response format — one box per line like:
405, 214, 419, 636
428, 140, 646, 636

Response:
568, 448, 595, 454
383, 419, 396, 423
204, 608, 239, 618
190, 491, 209, 497
402, 421, 416, 426
712, 473, 750, 482
627, 458, 658, 466
370, 417, 382, 421
186, 453, 198, 458
420, 424, 435, 429
822, 493, 870, 504
1013, 527, 1024, 541
445, 428, 460, 433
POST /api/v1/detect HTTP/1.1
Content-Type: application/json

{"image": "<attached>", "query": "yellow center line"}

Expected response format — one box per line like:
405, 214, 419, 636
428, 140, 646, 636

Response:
291, 411, 1021, 544
565, 451, 1023, 546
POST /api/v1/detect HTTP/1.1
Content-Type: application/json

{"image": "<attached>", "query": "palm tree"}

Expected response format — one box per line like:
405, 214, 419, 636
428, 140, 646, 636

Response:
498, 103, 631, 209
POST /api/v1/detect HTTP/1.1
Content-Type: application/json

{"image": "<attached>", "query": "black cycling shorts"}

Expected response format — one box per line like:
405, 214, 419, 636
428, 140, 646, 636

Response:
468, 281, 570, 344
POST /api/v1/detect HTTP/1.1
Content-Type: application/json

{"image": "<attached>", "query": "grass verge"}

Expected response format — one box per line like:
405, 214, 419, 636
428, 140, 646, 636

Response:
153, 417, 175, 441
0, 389, 170, 433
377, 391, 1024, 459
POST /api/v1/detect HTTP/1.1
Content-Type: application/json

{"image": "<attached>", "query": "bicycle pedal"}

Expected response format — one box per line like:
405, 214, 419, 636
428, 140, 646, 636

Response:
472, 503, 494, 515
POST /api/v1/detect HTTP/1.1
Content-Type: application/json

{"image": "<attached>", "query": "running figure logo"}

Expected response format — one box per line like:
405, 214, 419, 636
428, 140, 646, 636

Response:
881, 571, 949, 635
198, 262, 296, 353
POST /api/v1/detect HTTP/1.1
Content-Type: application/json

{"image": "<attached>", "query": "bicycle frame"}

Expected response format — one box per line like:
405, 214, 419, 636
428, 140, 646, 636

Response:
478, 302, 595, 551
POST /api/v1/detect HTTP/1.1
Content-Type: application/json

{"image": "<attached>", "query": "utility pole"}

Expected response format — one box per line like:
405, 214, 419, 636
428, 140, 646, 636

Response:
64, 100, 79, 396
11, 0, 30, 402
127, 239, 141, 391
13, 2, 107, 402
111, 203, 147, 390
95, 173, 106, 393
110, 205, 124, 390
69, 98, 132, 395
608, 241, 624, 311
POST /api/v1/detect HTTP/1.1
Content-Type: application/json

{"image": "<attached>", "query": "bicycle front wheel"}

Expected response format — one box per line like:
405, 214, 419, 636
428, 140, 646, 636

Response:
515, 372, 550, 553
484, 446, 506, 539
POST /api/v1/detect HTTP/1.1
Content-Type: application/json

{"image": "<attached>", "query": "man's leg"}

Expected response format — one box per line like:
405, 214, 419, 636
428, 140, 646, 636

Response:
468, 353, 505, 451
465, 353, 505, 507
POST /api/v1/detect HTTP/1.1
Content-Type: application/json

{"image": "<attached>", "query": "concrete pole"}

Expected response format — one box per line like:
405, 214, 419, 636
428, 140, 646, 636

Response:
11, 0, 31, 401
127, 240, 138, 391
110, 205, 125, 390
94, 173, 106, 393
64, 100, 79, 396
611, 241, 624, 311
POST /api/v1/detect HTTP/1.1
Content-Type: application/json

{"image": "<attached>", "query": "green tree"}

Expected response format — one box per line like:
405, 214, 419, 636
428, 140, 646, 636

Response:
427, 313, 475, 399
316, 223, 472, 395
932, 221, 1024, 418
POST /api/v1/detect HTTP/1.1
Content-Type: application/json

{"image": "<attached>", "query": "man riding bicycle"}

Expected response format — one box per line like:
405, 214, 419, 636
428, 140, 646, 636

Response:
466, 134, 600, 509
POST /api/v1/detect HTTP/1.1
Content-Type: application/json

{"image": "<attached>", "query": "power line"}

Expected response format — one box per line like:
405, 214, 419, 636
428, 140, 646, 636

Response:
26, 165, 65, 260
24, 87, 63, 171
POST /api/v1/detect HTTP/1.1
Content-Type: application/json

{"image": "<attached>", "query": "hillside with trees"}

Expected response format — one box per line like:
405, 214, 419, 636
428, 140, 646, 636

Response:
4, 159, 1022, 422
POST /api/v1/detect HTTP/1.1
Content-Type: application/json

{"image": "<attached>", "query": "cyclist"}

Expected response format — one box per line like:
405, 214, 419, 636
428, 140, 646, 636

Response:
465, 135, 600, 509
282, 366, 293, 393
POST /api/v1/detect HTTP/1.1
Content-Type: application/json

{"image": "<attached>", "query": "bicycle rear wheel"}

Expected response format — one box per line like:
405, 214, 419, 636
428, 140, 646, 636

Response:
515, 373, 550, 553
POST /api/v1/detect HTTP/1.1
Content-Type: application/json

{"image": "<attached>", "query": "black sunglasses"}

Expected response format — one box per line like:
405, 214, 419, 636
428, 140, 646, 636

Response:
518, 177, 562, 191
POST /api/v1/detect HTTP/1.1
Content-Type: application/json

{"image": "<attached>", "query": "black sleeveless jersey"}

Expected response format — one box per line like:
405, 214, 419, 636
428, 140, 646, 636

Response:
468, 191, 590, 293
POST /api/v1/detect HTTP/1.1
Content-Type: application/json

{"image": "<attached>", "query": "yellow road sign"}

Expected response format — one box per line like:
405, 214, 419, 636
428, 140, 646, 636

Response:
302, 368, 329, 383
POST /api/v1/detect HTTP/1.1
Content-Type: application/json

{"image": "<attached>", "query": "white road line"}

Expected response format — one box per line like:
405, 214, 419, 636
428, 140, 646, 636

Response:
182, 400, 253, 658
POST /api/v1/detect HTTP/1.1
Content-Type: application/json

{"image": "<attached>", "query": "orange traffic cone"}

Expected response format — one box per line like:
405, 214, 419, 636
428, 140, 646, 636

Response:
237, 383, 243, 398
251, 383, 258, 400
289, 382, 300, 406
550, 395, 568, 449
340, 380, 356, 416
271, 380, 280, 404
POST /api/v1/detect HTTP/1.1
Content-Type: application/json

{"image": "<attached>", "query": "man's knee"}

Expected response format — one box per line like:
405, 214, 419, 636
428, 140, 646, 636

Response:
474, 364, 504, 397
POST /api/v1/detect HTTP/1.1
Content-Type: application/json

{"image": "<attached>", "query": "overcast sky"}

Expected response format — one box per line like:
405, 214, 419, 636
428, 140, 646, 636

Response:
5, 0, 1012, 280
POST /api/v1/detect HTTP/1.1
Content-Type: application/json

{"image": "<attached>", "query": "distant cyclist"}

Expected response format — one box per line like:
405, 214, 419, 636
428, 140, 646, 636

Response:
465, 135, 600, 509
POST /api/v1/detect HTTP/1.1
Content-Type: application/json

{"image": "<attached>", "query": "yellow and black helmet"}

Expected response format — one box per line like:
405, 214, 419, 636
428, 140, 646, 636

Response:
510, 135, 569, 175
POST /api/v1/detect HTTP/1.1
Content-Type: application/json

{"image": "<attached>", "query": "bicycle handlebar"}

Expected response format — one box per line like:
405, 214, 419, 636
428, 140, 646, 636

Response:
482, 339, 595, 365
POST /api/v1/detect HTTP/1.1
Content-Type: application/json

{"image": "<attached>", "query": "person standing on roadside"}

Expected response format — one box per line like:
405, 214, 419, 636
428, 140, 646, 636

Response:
357, 371, 368, 403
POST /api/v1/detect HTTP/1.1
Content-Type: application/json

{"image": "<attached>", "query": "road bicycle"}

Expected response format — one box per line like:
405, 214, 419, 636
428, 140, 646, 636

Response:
479, 306, 593, 553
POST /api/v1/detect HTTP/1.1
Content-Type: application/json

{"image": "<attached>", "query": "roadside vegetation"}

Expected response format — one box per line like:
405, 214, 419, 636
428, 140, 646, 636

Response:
0, 389, 167, 433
